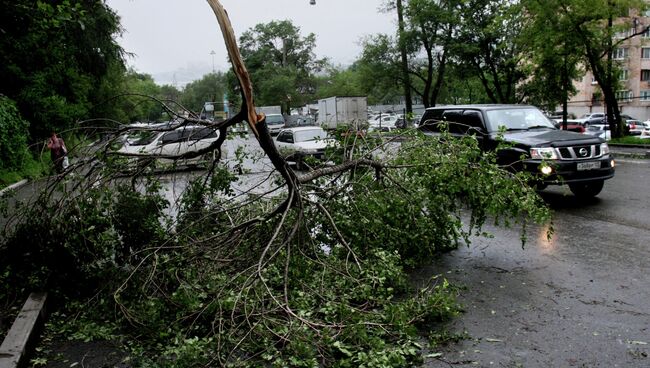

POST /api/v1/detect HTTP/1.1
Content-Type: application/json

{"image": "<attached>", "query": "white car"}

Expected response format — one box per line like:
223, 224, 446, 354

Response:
117, 123, 221, 168
369, 115, 399, 131
274, 127, 336, 169
584, 124, 611, 141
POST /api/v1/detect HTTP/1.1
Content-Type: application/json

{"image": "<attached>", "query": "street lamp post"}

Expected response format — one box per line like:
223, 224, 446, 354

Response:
210, 50, 216, 73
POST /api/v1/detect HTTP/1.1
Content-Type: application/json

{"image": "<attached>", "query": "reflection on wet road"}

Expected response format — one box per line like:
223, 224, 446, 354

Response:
420, 158, 650, 367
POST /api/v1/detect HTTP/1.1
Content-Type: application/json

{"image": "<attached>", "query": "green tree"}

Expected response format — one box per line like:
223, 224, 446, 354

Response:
314, 66, 365, 99
519, 0, 583, 120
453, 0, 527, 103
118, 71, 165, 123
524, 0, 648, 137
356, 34, 404, 104
0, 97, 30, 172
180, 72, 228, 115
0, 0, 125, 140
238, 20, 326, 113
402, 0, 459, 107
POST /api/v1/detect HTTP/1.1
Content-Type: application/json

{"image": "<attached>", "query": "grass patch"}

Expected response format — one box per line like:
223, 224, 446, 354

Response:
609, 136, 650, 145
0, 155, 49, 189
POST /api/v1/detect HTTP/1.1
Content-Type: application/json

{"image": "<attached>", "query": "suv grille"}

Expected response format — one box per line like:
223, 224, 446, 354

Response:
557, 144, 602, 160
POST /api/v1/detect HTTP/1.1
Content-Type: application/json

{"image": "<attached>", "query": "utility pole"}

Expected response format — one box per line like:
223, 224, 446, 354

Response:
396, 0, 412, 115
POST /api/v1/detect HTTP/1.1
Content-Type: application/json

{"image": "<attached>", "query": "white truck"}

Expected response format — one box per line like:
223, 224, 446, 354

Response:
255, 105, 282, 116
317, 96, 368, 130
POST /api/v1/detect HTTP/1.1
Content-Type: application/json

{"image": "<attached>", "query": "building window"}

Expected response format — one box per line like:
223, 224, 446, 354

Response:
619, 69, 629, 81
613, 48, 629, 59
614, 29, 628, 39
642, 48, 650, 59
616, 90, 632, 102
643, 27, 650, 38
641, 90, 650, 101
642, 69, 650, 81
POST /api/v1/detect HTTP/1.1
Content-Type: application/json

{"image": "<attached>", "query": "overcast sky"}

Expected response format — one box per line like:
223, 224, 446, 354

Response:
104, 0, 396, 87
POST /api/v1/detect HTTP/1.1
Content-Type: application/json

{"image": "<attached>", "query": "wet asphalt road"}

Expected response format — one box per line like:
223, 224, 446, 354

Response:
416, 157, 650, 367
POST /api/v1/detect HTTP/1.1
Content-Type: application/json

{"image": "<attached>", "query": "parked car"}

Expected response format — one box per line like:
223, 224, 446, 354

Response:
117, 122, 221, 168
418, 105, 615, 197
369, 115, 400, 131
274, 127, 336, 169
620, 114, 641, 124
265, 114, 286, 135
554, 119, 586, 133
626, 120, 649, 135
575, 112, 606, 126
584, 124, 611, 141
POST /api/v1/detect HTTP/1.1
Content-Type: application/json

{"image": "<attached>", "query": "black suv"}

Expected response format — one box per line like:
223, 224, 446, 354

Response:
418, 105, 615, 198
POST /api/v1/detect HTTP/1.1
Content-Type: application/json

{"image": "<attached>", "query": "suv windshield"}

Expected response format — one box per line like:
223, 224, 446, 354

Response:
485, 108, 555, 132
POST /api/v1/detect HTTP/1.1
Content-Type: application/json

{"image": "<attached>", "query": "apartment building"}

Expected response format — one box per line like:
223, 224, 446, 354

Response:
570, 13, 650, 121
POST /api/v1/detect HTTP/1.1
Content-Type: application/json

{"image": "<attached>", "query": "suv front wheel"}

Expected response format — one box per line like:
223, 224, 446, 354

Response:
569, 180, 604, 198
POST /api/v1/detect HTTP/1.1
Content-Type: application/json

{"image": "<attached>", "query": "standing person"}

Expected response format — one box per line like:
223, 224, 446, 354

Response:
47, 132, 67, 173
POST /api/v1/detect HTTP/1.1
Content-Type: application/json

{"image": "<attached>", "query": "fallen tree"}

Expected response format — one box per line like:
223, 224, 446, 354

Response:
0, 1, 552, 366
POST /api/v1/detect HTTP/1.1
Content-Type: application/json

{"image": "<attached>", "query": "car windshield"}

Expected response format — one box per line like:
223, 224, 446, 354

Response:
485, 108, 556, 132
128, 131, 159, 146
295, 129, 328, 142
266, 115, 284, 125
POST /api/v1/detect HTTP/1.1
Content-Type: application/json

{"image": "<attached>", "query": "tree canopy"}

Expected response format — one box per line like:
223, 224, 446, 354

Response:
0, 0, 126, 140
238, 20, 326, 112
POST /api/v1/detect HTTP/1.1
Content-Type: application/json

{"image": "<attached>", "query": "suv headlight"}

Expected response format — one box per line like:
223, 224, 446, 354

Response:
530, 147, 558, 160
600, 143, 610, 155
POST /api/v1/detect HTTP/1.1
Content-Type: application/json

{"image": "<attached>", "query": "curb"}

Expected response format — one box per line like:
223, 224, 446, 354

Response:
0, 179, 28, 196
612, 151, 650, 159
608, 143, 650, 149
0, 293, 48, 368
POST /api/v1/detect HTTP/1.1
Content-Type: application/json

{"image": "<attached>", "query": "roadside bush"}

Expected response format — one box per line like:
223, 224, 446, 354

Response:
0, 96, 31, 172
0, 178, 168, 299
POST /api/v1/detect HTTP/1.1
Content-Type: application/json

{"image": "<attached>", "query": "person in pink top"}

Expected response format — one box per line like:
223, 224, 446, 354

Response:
47, 132, 67, 173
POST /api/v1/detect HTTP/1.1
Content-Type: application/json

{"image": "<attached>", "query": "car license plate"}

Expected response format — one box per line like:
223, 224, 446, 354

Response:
577, 161, 600, 171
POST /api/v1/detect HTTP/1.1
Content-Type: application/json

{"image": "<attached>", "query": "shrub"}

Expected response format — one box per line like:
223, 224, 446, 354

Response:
0, 96, 31, 172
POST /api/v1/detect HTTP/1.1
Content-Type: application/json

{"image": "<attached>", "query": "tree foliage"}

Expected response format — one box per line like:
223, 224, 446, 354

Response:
238, 20, 326, 112
453, 0, 527, 104
523, 0, 648, 137
0, 0, 126, 140
180, 72, 228, 114
356, 34, 404, 104
1, 128, 552, 366
0, 97, 30, 172
402, 0, 458, 107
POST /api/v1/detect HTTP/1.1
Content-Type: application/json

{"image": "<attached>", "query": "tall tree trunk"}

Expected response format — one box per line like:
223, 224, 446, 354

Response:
604, 9, 623, 138
396, 0, 413, 114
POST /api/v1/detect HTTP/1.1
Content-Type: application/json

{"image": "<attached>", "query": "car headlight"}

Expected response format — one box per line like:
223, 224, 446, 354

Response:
530, 147, 558, 160
600, 143, 610, 155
